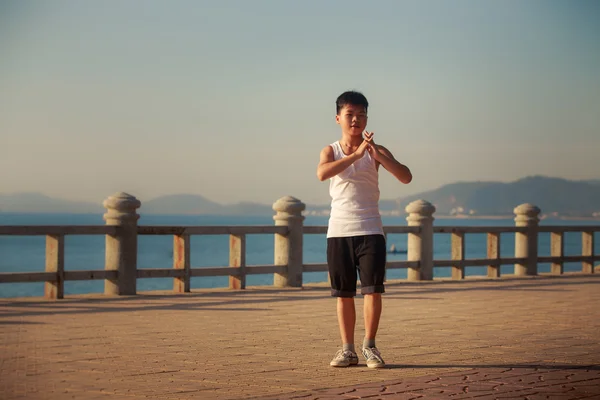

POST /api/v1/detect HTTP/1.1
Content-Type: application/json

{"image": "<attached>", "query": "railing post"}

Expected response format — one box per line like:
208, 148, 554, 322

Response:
44, 234, 65, 299
405, 200, 436, 281
513, 203, 540, 276
173, 234, 191, 293
272, 196, 305, 288
487, 233, 501, 278
451, 231, 465, 280
550, 232, 564, 275
229, 234, 246, 289
103, 192, 141, 295
582, 231, 594, 274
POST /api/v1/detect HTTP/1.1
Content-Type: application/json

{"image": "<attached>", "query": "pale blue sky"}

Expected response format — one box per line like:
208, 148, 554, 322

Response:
1, 0, 599, 205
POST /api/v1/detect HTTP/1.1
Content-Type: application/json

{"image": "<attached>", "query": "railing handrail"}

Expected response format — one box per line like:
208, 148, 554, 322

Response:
538, 225, 600, 233
0, 225, 118, 235
433, 226, 527, 233
137, 225, 289, 235
1, 224, 598, 237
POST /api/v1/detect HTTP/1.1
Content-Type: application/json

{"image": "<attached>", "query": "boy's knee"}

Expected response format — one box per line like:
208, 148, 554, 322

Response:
338, 297, 354, 304
360, 285, 385, 296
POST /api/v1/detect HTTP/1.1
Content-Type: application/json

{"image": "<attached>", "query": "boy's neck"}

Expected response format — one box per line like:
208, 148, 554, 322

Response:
340, 133, 363, 148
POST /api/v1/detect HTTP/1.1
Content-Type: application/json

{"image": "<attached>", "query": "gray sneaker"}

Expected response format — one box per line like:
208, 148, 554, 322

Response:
362, 347, 385, 368
329, 349, 359, 367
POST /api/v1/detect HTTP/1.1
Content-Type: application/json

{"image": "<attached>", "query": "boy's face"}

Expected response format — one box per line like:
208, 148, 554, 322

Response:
336, 104, 367, 137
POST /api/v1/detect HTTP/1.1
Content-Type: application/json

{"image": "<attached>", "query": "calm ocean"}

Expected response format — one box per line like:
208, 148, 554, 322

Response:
1, 213, 598, 298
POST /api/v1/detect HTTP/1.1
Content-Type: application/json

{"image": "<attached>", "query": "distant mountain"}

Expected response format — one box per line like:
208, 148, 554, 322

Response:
379, 199, 402, 212
224, 202, 273, 215
0, 192, 273, 216
142, 194, 224, 215
0, 192, 101, 214
397, 176, 600, 217
142, 195, 273, 215
2, 176, 599, 217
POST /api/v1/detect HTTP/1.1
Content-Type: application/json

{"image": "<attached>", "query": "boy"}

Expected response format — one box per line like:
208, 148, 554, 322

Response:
316, 91, 412, 368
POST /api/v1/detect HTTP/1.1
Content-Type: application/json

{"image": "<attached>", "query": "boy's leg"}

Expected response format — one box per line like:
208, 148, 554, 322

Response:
338, 297, 356, 345
364, 292, 382, 340
357, 234, 387, 368
327, 237, 359, 367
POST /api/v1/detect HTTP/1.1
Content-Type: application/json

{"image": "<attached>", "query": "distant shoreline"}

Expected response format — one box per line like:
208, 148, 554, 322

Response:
556, 216, 600, 221
434, 214, 600, 221
434, 215, 512, 220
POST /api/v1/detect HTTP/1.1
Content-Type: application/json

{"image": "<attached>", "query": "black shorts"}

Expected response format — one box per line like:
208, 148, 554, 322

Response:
327, 234, 386, 297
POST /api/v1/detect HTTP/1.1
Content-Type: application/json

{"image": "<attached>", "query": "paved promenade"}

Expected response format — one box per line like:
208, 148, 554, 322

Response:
1, 274, 599, 400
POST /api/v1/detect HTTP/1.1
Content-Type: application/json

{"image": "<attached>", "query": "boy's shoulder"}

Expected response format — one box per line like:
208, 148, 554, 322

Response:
320, 143, 334, 154
320, 141, 337, 151
319, 143, 336, 163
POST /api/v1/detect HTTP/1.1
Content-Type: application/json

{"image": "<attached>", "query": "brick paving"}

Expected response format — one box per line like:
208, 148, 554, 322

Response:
1, 274, 599, 400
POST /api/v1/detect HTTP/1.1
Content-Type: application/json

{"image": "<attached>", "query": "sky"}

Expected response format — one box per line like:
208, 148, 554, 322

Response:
1, 0, 599, 206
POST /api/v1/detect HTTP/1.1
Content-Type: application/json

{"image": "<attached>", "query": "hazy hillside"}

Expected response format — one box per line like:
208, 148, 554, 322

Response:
0, 192, 273, 215
142, 194, 224, 215
379, 199, 402, 212
394, 181, 498, 214
2, 176, 599, 216
397, 176, 600, 216
0, 193, 101, 214
142, 195, 273, 215
224, 202, 273, 215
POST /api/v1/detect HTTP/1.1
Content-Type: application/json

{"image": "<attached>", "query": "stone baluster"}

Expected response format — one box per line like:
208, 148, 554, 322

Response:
405, 200, 436, 281
273, 196, 305, 288
514, 203, 540, 276
103, 192, 141, 295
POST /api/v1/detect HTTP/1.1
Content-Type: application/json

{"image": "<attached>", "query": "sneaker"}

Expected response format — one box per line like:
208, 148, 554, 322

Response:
329, 349, 359, 367
362, 346, 385, 368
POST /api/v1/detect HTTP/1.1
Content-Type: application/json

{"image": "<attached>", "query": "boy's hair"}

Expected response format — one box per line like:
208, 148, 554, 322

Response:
336, 91, 369, 115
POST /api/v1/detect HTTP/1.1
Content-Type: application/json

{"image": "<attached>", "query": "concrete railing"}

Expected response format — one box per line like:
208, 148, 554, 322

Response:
0, 193, 598, 299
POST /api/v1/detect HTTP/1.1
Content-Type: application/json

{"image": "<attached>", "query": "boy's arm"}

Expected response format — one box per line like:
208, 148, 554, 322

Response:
370, 144, 412, 184
316, 145, 363, 181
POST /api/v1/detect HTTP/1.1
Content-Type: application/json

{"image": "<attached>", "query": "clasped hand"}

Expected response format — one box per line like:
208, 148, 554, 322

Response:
355, 131, 383, 161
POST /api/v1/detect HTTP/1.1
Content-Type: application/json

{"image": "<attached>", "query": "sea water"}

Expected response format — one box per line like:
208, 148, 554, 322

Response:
0, 213, 598, 298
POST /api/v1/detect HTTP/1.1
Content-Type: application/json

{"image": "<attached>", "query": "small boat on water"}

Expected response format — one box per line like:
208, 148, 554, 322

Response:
387, 244, 407, 254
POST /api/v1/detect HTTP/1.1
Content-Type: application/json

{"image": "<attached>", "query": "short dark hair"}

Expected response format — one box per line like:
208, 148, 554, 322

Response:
336, 91, 368, 115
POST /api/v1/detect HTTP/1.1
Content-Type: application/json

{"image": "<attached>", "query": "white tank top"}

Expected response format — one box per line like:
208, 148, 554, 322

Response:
327, 141, 384, 238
